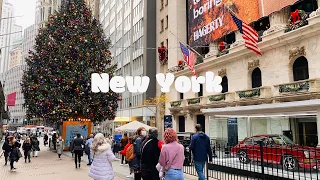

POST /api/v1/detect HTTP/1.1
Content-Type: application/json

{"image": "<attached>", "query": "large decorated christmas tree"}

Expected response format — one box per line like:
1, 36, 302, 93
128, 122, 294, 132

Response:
21, 0, 119, 123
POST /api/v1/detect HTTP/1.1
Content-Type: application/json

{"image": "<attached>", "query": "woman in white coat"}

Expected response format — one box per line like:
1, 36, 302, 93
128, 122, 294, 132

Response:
88, 133, 117, 180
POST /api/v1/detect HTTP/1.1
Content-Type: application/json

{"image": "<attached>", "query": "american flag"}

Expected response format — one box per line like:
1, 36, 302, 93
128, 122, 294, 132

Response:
231, 14, 262, 56
179, 42, 197, 76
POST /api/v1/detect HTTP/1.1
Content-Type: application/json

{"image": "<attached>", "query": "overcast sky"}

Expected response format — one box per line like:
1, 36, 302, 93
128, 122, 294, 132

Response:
10, 0, 37, 30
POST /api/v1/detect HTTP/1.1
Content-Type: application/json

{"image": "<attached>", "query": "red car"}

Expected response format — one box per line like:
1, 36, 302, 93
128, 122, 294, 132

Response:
231, 134, 320, 171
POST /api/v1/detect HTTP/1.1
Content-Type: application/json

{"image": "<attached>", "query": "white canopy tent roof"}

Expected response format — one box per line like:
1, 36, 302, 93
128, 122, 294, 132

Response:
115, 121, 152, 133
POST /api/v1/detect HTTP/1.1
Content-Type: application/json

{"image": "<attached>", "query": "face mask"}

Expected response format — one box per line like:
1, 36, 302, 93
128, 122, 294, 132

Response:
141, 131, 147, 137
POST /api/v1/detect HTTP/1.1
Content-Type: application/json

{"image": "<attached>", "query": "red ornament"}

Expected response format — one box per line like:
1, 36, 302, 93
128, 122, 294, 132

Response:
178, 60, 183, 65
59, 66, 62, 69
290, 9, 300, 24
93, 35, 97, 39
219, 42, 226, 51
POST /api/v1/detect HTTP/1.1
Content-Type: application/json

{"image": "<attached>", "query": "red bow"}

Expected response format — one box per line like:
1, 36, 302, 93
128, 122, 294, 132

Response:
219, 42, 226, 51
290, 9, 300, 24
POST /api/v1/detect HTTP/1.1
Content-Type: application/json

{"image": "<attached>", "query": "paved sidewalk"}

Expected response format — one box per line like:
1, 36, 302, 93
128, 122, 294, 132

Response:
0, 140, 125, 180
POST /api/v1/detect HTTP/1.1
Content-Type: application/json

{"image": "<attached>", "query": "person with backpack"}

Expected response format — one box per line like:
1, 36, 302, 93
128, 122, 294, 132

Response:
140, 128, 162, 180
120, 133, 128, 165
124, 137, 135, 179
85, 134, 94, 165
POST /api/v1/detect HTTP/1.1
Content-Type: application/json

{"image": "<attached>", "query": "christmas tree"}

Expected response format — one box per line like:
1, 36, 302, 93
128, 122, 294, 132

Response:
21, 0, 119, 122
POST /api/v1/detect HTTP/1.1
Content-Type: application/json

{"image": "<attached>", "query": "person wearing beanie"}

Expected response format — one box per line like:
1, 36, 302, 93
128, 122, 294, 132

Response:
140, 128, 161, 180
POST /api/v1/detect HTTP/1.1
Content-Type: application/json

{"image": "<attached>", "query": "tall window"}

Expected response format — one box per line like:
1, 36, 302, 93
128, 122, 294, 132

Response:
198, 84, 203, 97
293, 57, 309, 81
160, 19, 164, 32
251, 68, 262, 88
221, 76, 228, 93
166, 16, 168, 29
180, 93, 184, 100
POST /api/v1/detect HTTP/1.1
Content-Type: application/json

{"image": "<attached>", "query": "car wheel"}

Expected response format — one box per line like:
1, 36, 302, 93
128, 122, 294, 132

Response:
238, 150, 250, 164
283, 156, 298, 171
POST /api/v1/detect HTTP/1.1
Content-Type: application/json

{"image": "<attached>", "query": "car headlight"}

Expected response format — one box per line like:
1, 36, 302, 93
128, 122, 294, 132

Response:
304, 151, 310, 158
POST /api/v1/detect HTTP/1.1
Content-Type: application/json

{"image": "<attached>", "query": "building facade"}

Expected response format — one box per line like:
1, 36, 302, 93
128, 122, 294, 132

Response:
22, 24, 36, 65
9, 45, 22, 69
35, 0, 62, 29
99, 0, 157, 127
165, 0, 320, 147
0, 1, 22, 74
3, 65, 27, 126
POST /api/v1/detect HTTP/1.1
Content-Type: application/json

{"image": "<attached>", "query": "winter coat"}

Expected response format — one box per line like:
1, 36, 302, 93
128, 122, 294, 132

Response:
56, 139, 64, 154
131, 137, 145, 170
32, 138, 40, 151
9, 141, 21, 161
189, 132, 213, 162
88, 143, 116, 180
140, 137, 161, 173
72, 137, 85, 151
2, 141, 10, 155
22, 142, 32, 152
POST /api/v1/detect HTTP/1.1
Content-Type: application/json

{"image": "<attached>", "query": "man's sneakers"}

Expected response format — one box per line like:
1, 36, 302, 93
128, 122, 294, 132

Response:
120, 163, 124, 166
87, 163, 92, 166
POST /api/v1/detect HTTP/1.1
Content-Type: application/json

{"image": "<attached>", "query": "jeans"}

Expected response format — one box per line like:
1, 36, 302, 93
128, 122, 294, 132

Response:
165, 169, 184, 180
194, 161, 206, 180
88, 152, 92, 164
24, 151, 31, 161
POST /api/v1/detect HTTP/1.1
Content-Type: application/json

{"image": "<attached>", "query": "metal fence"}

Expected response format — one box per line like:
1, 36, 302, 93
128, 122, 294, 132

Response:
183, 141, 320, 180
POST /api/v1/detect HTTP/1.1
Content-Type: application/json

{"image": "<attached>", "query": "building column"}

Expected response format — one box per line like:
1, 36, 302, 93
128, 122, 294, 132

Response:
317, 107, 320, 147
246, 117, 251, 137
205, 114, 210, 135
185, 112, 195, 132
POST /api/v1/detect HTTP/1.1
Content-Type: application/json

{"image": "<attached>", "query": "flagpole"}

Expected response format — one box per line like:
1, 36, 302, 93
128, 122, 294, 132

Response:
169, 31, 204, 59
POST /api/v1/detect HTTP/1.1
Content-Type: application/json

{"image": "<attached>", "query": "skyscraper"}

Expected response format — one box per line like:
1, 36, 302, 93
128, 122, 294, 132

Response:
22, 24, 36, 65
99, 0, 157, 125
35, 0, 62, 30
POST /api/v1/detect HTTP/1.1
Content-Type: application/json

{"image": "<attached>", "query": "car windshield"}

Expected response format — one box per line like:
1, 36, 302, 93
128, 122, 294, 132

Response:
269, 135, 294, 145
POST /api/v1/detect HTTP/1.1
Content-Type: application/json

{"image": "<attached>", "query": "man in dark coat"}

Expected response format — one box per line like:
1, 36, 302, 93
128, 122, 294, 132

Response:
140, 128, 161, 180
2, 136, 10, 165
72, 134, 85, 169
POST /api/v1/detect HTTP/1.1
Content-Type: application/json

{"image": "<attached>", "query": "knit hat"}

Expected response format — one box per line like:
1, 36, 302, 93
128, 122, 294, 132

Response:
149, 128, 158, 139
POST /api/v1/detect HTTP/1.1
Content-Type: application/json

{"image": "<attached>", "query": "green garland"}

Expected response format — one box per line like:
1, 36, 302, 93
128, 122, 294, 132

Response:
238, 89, 261, 98
209, 94, 226, 102
170, 101, 181, 107
188, 98, 200, 105
279, 82, 309, 93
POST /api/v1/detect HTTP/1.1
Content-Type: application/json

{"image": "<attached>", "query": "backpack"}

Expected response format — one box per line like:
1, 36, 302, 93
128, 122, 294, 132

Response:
126, 144, 135, 161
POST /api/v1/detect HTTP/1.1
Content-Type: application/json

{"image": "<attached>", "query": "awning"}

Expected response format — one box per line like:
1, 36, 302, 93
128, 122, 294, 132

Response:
202, 99, 320, 117
114, 117, 131, 122
115, 121, 151, 133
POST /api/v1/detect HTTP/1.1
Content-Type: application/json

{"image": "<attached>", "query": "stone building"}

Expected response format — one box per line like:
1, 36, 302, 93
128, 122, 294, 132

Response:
165, 0, 320, 147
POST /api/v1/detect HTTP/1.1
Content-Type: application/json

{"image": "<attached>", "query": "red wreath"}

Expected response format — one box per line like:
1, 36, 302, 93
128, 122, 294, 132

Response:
158, 45, 168, 65
219, 41, 226, 51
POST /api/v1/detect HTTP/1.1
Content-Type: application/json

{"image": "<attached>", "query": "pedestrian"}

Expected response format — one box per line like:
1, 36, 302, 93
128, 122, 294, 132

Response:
140, 128, 162, 180
72, 133, 85, 169
189, 124, 213, 180
2, 136, 10, 166
22, 137, 32, 163
120, 132, 128, 166
88, 133, 117, 180
8, 136, 22, 171
52, 133, 57, 150
70, 136, 76, 158
132, 127, 147, 180
56, 136, 64, 160
120, 137, 132, 178
44, 133, 49, 146
85, 134, 94, 165
31, 136, 40, 157
158, 128, 185, 180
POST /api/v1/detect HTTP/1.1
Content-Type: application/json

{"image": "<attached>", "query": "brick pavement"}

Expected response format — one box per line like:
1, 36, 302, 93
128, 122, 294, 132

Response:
0, 142, 125, 180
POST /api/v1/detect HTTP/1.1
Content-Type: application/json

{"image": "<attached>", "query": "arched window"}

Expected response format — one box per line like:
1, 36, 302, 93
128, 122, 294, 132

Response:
293, 57, 309, 81
252, 68, 262, 88
221, 76, 228, 93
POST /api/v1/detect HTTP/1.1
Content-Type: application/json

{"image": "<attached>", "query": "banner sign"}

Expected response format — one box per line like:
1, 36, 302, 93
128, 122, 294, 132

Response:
188, 0, 260, 46
62, 121, 92, 150
261, 0, 299, 17
7, 92, 16, 106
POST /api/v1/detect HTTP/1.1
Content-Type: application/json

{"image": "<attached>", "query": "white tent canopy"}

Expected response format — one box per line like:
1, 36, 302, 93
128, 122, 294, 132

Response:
115, 121, 151, 133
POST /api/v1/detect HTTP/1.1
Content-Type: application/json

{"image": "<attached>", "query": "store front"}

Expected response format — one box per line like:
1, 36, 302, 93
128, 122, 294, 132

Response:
202, 99, 320, 147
